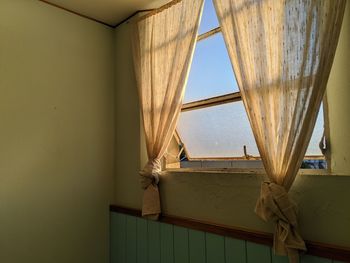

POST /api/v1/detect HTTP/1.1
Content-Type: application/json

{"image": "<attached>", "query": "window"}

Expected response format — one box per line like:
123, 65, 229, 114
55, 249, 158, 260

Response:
166, 0, 327, 170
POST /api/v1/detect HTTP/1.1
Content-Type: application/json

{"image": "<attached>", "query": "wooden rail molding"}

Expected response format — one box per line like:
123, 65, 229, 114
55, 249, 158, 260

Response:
110, 205, 350, 262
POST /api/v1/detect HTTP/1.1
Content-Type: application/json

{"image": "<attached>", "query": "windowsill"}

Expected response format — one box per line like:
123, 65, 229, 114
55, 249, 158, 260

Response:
164, 167, 266, 174
163, 167, 338, 176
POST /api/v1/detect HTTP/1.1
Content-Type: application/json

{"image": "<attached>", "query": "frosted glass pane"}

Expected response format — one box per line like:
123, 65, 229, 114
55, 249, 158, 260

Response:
198, 0, 220, 35
177, 101, 259, 158
177, 103, 324, 159
184, 33, 239, 103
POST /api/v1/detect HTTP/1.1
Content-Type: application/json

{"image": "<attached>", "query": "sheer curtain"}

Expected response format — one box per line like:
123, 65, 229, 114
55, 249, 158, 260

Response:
132, 0, 204, 219
213, 0, 346, 261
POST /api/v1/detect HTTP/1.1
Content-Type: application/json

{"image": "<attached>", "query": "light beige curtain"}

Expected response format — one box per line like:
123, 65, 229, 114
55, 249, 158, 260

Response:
213, 0, 346, 261
132, 0, 204, 219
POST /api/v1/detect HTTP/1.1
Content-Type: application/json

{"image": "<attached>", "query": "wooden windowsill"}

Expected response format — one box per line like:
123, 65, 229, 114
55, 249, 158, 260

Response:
163, 168, 338, 176
164, 167, 266, 174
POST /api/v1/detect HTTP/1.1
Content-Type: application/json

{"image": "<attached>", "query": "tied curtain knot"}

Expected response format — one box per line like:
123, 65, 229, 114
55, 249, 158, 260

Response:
255, 182, 306, 262
140, 158, 161, 188
139, 159, 162, 219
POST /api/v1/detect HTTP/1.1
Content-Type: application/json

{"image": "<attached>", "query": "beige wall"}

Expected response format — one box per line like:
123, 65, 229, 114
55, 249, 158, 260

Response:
0, 1, 115, 263
113, 2, 350, 247
114, 22, 143, 210
326, 2, 350, 174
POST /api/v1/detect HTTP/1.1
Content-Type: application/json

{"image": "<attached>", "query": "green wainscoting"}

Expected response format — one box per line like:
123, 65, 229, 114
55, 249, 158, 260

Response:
110, 212, 345, 263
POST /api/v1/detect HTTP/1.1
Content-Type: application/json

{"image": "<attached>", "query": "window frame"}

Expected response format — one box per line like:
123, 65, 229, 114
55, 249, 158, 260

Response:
172, 25, 328, 164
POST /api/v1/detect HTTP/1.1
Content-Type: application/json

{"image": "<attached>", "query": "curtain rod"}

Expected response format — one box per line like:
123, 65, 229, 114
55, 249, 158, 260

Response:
138, 0, 183, 21
116, 0, 183, 27
115, 9, 154, 28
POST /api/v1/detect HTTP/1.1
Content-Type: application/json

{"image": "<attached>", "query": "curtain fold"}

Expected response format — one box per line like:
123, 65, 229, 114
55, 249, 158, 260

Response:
132, 0, 204, 219
213, 0, 346, 261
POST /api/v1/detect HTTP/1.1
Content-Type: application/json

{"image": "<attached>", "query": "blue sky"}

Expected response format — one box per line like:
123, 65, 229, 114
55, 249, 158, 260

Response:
184, 0, 236, 103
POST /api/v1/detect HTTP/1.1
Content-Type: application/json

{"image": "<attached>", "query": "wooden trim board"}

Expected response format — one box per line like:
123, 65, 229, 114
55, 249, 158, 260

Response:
39, 0, 154, 28
38, 0, 114, 27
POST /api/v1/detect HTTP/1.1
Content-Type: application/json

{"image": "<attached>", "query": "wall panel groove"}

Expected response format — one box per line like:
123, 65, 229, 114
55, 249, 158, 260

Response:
110, 211, 348, 263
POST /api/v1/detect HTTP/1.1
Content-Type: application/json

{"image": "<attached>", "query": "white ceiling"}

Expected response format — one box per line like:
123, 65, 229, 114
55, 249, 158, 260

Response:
42, 0, 170, 27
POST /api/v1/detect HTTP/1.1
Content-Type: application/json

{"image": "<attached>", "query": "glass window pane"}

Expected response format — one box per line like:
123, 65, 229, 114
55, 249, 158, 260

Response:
306, 104, 324, 156
177, 101, 259, 158
198, 0, 220, 35
177, 102, 325, 159
184, 33, 239, 103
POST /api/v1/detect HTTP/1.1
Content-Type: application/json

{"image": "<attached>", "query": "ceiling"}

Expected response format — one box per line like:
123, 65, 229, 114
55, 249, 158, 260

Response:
41, 0, 170, 27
